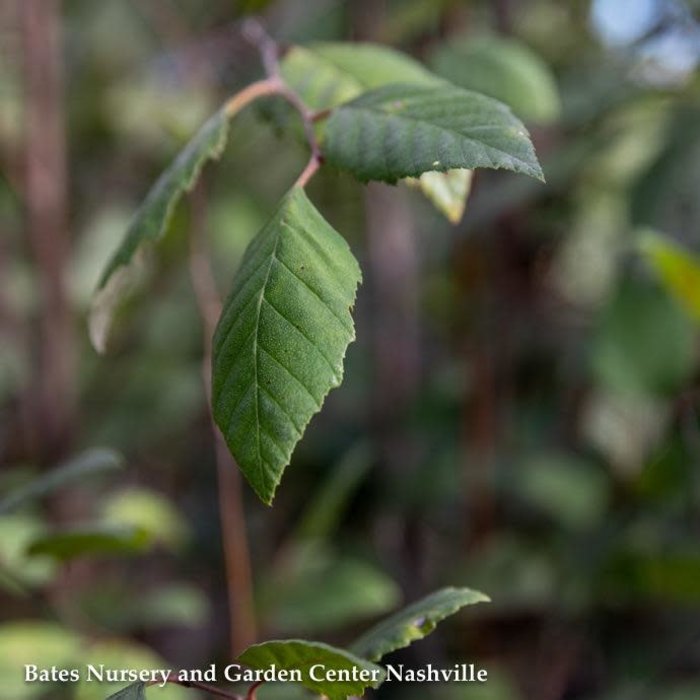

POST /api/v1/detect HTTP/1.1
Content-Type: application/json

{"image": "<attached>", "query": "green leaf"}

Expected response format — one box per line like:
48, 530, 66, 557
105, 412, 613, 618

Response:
238, 639, 385, 700
100, 488, 190, 551
105, 683, 146, 700
639, 232, 700, 321
0, 622, 82, 700
261, 543, 400, 634
280, 43, 471, 222
350, 587, 489, 662
592, 277, 696, 396
323, 83, 543, 184
212, 188, 361, 505
281, 42, 439, 112
0, 448, 124, 516
26, 524, 151, 561
89, 107, 230, 352
431, 36, 561, 124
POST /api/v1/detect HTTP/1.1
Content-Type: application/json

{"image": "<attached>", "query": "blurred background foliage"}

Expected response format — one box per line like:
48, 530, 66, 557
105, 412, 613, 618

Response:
2, 0, 700, 699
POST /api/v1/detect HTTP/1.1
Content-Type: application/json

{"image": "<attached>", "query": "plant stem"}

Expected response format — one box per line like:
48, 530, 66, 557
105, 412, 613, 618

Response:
224, 77, 282, 118
241, 19, 322, 187
189, 185, 257, 655
184, 23, 325, 655
20, 0, 75, 461
246, 680, 264, 700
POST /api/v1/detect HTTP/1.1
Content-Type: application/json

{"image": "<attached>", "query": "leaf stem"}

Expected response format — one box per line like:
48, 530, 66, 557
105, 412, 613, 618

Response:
294, 154, 322, 189
223, 77, 282, 118
241, 19, 323, 188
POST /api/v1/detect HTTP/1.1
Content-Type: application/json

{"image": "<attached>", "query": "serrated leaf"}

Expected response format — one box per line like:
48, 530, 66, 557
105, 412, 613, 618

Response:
350, 587, 489, 662
280, 43, 471, 222
212, 188, 361, 504
324, 83, 543, 184
238, 639, 385, 700
431, 36, 561, 124
105, 683, 146, 700
90, 107, 230, 352
0, 448, 124, 516
26, 524, 151, 561
639, 232, 700, 321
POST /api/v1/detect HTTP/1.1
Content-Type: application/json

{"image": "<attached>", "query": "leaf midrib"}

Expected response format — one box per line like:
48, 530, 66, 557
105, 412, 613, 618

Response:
252, 221, 283, 497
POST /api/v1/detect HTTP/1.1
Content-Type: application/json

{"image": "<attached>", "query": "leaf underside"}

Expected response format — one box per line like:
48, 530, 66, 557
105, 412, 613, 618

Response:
324, 83, 544, 184
350, 586, 490, 662
405, 168, 474, 223
238, 639, 385, 700
90, 107, 230, 352
212, 188, 361, 505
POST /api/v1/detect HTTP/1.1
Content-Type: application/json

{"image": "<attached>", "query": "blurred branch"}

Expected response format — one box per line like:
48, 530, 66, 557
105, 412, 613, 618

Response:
242, 18, 323, 183
20, 0, 75, 461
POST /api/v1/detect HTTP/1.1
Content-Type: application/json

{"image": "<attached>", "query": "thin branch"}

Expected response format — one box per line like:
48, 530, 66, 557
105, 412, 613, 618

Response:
293, 154, 322, 189
21, 0, 75, 461
224, 77, 283, 117
189, 184, 258, 655
241, 17, 280, 78
241, 18, 323, 184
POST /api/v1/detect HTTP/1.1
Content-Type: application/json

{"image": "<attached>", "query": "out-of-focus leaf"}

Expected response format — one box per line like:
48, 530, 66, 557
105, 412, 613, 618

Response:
324, 84, 543, 184
77, 640, 188, 700
280, 43, 471, 221
582, 390, 669, 477
0, 448, 123, 516
100, 488, 189, 550
105, 683, 146, 700
350, 587, 489, 662
26, 525, 151, 561
212, 188, 361, 504
0, 622, 82, 699
515, 453, 609, 530
262, 543, 400, 633
639, 231, 700, 320
0, 515, 55, 588
238, 640, 385, 700
294, 442, 372, 541
431, 36, 561, 123
592, 278, 696, 396
632, 115, 700, 244
455, 536, 557, 610
140, 584, 209, 628
280, 43, 438, 112
89, 107, 230, 353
